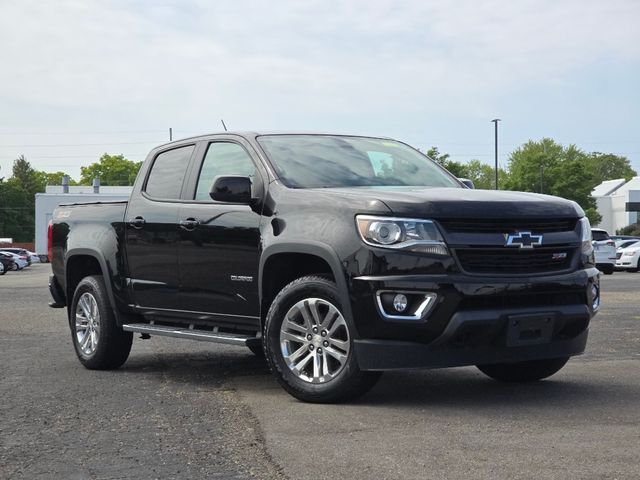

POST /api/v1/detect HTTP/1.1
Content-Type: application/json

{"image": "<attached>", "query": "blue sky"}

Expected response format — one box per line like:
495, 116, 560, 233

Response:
1, 0, 639, 180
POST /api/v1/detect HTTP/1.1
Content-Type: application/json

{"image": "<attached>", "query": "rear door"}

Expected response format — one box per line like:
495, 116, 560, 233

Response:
177, 138, 265, 324
125, 144, 196, 310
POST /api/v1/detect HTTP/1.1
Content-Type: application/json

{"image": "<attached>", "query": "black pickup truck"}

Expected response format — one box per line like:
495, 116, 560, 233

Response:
49, 132, 600, 402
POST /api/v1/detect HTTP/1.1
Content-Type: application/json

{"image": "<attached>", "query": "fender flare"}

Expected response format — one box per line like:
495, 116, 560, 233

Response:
65, 248, 123, 325
259, 241, 354, 324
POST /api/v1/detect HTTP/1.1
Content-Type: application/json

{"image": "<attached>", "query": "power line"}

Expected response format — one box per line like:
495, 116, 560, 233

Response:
0, 130, 167, 135
0, 141, 163, 148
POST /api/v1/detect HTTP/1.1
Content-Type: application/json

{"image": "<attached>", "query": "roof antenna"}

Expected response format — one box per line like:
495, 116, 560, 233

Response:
221, 119, 228, 132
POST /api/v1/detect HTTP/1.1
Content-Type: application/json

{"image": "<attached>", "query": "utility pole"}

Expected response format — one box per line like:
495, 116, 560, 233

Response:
491, 119, 501, 190
169, 127, 173, 141
541, 143, 548, 193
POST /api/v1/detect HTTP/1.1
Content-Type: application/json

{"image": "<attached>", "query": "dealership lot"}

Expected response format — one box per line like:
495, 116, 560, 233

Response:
1, 265, 639, 479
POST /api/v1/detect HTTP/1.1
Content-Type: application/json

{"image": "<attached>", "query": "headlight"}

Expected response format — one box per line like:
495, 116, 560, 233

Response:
579, 217, 593, 255
356, 215, 448, 255
622, 250, 638, 257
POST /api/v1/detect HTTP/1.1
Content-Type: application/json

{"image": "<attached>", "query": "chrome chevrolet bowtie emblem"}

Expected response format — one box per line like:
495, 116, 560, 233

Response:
505, 231, 543, 249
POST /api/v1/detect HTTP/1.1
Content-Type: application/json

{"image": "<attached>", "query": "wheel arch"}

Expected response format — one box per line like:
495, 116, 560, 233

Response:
259, 242, 354, 328
65, 249, 122, 326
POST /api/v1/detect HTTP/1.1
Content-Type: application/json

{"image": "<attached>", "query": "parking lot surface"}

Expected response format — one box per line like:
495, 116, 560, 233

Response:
1, 265, 639, 479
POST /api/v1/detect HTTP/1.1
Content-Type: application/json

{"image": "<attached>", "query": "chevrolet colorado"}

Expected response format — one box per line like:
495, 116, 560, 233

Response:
49, 133, 600, 402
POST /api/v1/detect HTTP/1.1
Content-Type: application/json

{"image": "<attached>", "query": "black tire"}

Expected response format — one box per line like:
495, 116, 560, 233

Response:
477, 356, 570, 383
264, 275, 381, 403
0, 266, 5, 275
70, 275, 133, 370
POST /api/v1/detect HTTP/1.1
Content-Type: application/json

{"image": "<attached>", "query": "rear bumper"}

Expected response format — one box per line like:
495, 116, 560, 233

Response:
354, 304, 592, 371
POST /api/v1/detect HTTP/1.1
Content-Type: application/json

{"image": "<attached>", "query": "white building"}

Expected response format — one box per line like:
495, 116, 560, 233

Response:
591, 176, 640, 234
34, 184, 132, 255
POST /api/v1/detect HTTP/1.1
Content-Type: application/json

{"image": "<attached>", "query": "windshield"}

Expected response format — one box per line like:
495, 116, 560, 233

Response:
257, 135, 461, 189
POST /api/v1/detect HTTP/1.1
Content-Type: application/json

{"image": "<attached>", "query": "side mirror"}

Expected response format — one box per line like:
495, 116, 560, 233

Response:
458, 178, 475, 189
209, 175, 252, 204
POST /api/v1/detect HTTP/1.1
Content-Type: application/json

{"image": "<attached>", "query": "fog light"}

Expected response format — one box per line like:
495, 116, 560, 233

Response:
591, 284, 600, 311
393, 294, 408, 312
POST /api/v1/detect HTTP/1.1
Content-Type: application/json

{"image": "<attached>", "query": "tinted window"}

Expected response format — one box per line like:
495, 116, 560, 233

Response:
257, 135, 459, 189
592, 230, 610, 241
145, 146, 194, 199
195, 142, 256, 201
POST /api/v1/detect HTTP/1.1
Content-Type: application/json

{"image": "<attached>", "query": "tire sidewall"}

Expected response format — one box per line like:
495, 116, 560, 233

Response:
265, 276, 362, 399
70, 275, 130, 368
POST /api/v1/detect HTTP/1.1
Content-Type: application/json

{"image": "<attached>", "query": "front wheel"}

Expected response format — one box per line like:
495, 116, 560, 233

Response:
264, 275, 381, 403
477, 357, 570, 383
70, 275, 133, 370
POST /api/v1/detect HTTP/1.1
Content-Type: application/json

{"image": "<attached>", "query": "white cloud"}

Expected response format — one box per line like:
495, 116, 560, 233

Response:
0, 0, 639, 175
2, 0, 638, 111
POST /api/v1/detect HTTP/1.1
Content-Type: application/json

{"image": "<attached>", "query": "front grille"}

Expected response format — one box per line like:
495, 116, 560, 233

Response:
438, 218, 577, 234
455, 247, 575, 274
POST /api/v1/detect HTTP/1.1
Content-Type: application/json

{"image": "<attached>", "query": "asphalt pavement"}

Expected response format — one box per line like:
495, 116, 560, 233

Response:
1, 265, 639, 479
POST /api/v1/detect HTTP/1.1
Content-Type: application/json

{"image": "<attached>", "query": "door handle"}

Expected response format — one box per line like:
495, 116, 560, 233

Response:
129, 216, 146, 229
179, 217, 200, 231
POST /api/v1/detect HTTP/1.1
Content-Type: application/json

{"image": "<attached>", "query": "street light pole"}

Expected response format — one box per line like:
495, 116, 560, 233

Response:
491, 119, 501, 190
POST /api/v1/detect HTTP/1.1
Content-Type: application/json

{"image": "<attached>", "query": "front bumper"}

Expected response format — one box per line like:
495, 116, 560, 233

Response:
354, 304, 590, 370
350, 268, 599, 370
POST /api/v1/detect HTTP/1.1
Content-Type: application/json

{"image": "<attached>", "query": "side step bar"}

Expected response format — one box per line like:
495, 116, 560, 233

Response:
122, 323, 260, 347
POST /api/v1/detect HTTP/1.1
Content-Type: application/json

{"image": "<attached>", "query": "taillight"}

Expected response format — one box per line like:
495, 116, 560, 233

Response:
607, 240, 615, 247
47, 220, 53, 262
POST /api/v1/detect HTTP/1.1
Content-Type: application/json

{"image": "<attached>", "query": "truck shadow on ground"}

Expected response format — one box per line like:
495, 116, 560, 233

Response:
356, 367, 637, 411
119, 347, 638, 411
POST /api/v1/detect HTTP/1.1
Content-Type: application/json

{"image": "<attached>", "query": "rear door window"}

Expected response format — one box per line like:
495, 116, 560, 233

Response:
145, 145, 195, 199
592, 230, 610, 241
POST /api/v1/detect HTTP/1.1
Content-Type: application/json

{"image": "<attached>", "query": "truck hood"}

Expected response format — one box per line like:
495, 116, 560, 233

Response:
315, 186, 583, 219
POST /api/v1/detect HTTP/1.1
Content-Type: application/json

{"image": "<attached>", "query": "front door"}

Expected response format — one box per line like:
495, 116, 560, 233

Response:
177, 141, 263, 323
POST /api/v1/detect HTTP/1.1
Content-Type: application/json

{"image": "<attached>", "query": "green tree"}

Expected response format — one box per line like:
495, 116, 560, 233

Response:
503, 139, 602, 224
34, 171, 77, 191
426, 147, 468, 178
584, 152, 636, 185
11, 154, 40, 196
464, 159, 508, 190
80, 153, 142, 186
0, 159, 37, 242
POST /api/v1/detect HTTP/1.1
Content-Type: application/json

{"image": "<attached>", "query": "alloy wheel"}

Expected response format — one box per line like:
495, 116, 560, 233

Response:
75, 292, 101, 356
279, 298, 350, 384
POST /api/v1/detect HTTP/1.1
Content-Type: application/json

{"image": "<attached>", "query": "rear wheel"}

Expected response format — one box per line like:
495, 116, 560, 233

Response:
264, 275, 381, 403
70, 275, 133, 370
0, 263, 5, 275
477, 357, 570, 383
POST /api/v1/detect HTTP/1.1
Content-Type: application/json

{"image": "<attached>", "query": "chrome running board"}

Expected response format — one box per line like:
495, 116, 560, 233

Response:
122, 323, 259, 346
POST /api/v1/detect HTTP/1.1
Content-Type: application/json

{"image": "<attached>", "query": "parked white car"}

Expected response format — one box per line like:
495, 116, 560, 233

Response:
0, 251, 28, 270
591, 229, 616, 275
26, 250, 41, 263
616, 239, 640, 250
615, 241, 640, 272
